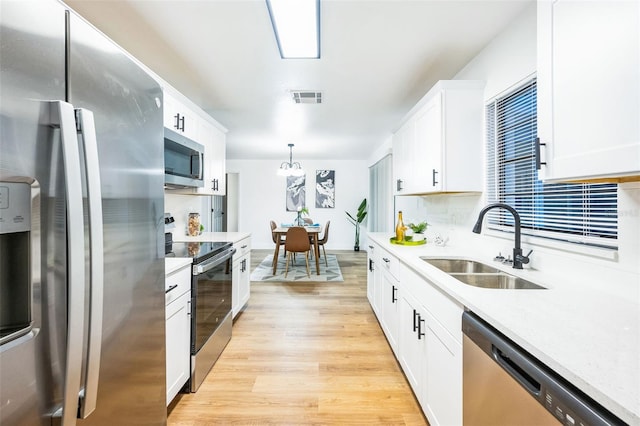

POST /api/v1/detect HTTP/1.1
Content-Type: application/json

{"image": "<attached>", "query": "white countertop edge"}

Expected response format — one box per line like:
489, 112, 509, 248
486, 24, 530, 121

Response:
165, 257, 192, 275
368, 233, 639, 425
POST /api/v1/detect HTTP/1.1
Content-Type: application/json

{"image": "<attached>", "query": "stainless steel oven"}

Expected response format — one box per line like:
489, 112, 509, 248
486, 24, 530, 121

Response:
167, 240, 235, 392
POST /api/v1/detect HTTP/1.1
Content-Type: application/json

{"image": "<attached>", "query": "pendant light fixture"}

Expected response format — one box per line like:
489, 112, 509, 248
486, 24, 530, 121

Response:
277, 143, 304, 176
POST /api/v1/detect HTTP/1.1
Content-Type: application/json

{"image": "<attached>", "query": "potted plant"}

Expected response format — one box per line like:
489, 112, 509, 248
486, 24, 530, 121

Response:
407, 220, 428, 242
346, 198, 367, 251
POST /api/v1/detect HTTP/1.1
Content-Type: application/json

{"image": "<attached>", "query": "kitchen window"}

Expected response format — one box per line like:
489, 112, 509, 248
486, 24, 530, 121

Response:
485, 78, 618, 249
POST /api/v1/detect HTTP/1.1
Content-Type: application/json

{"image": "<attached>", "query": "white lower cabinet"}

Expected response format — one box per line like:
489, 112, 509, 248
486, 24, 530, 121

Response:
369, 254, 463, 425
366, 242, 382, 316
378, 247, 401, 355
398, 290, 426, 396
423, 308, 462, 426
232, 236, 251, 318
165, 264, 191, 406
380, 268, 400, 355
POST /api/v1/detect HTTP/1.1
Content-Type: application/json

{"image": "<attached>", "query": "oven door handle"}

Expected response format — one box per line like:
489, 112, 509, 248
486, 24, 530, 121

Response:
194, 248, 236, 274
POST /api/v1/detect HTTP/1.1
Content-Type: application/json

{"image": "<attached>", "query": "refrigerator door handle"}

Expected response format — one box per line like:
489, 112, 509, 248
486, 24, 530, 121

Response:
49, 101, 85, 426
75, 109, 104, 419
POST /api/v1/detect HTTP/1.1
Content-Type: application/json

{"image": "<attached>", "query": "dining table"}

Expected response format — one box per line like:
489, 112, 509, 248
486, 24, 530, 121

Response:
272, 225, 322, 275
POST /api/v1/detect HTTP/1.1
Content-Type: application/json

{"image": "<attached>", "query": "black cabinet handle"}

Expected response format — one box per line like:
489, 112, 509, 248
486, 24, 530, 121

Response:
165, 284, 178, 294
212, 179, 219, 191
432, 169, 439, 186
535, 137, 547, 170
417, 315, 425, 340
369, 259, 374, 272
413, 309, 419, 332
382, 257, 390, 263
174, 113, 180, 130
391, 285, 397, 303
179, 115, 185, 132
397, 179, 404, 191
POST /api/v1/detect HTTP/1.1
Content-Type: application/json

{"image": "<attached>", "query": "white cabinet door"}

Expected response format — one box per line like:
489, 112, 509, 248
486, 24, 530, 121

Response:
165, 265, 191, 405
423, 308, 462, 426
380, 269, 400, 355
232, 237, 251, 318
367, 243, 376, 307
416, 94, 442, 192
400, 263, 463, 425
163, 91, 198, 141
538, 0, 640, 182
398, 290, 426, 401
208, 125, 226, 196
392, 80, 484, 195
193, 120, 226, 196
232, 256, 250, 318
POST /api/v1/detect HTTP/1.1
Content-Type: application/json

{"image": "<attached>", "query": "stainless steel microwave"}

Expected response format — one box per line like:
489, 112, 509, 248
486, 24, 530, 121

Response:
164, 127, 205, 188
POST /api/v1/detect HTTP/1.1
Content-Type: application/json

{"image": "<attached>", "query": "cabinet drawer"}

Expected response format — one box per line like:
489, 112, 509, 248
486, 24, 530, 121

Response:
401, 265, 463, 343
165, 265, 191, 306
379, 248, 399, 280
233, 237, 251, 258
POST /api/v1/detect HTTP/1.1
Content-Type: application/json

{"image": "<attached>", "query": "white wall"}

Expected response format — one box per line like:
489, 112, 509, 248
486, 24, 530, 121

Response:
165, 193, 210, 237
226, 158, 369, 250
393, 3, 639, 290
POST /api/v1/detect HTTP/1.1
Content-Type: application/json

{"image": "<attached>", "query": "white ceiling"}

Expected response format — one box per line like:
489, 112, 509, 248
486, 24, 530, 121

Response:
65, 0, 532, 161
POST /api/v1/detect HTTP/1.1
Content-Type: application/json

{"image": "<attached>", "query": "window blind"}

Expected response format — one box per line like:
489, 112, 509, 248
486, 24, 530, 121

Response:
486, 79, 618, 248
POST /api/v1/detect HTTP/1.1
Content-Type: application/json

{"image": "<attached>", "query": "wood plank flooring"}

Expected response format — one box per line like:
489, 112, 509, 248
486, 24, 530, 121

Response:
167, 249, 428, 425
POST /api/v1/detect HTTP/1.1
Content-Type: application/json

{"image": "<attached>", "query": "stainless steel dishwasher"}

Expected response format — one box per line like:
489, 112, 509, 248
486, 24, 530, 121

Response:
462, 311, 623, 426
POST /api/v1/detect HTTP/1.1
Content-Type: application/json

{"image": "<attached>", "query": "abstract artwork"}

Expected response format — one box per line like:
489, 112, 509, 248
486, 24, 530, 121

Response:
286, 174, 306, 211
315, 170, 335, 208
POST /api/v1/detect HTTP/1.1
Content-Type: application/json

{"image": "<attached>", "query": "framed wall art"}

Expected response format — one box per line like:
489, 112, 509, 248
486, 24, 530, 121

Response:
315, 170, 335, 208
285, 174, 306, 211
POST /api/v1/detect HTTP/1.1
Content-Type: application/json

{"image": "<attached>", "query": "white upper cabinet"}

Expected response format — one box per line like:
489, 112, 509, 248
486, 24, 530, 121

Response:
393, 80, 484, 195
537, 0, 640, 182
196, 120, 227, 196
163, 90, 199, 142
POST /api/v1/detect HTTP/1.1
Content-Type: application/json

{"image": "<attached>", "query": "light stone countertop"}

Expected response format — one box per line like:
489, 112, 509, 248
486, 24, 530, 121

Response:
165, 257, 192, 276
368, 232, 639, 425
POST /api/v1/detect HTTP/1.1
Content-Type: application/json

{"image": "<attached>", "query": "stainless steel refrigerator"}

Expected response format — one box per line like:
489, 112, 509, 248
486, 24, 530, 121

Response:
0, 1, 166, 424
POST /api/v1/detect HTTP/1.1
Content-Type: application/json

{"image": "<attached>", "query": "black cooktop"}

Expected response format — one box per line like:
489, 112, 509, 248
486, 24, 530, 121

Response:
167, 241, 232, 264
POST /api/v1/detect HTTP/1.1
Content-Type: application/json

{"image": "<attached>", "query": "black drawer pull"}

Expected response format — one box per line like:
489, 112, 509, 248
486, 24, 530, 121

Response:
165, 284, 178, 294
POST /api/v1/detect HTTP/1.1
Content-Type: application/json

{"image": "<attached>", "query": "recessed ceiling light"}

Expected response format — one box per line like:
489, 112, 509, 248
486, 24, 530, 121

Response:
266, 0, 320, 59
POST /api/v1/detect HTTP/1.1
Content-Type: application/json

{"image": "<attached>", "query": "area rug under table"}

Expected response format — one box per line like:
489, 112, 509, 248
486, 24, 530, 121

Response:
250, 254, 344, 282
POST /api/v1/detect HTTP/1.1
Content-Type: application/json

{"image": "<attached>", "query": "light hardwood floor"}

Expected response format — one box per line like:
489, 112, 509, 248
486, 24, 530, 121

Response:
168, 249, 428, 425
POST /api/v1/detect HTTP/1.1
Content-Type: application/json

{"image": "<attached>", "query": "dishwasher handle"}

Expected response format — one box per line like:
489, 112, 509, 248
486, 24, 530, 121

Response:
492, 345, 541, 396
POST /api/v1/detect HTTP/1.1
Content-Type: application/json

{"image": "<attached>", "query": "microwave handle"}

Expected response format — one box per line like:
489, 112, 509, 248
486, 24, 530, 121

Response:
198, 151, 204, 179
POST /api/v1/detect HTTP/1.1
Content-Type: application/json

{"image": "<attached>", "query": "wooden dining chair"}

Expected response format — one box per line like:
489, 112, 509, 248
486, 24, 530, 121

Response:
270, 220, 286, 267
316, 220, 331, 266
284, 226, 311, 278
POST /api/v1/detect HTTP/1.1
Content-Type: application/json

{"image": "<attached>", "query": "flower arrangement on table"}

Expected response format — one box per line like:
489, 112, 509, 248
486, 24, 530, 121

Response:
294, 206, 309, 226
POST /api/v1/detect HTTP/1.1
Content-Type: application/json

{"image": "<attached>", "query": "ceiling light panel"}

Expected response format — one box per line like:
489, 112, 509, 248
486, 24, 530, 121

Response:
267, 0, 320, 59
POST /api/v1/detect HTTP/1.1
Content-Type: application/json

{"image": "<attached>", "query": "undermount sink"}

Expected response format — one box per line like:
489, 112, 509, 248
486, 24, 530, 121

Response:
449, 273, 545, 290
421, 257, 546, 290
420, 258, 501, 274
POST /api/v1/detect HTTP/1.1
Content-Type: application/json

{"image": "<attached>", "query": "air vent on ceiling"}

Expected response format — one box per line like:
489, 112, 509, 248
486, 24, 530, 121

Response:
291, 91, 322, 104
